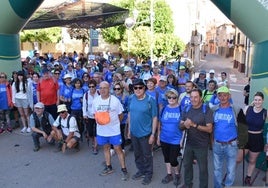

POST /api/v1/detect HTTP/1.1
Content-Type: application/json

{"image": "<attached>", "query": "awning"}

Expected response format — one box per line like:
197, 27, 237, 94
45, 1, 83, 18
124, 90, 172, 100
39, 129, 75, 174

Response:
23, 0, 129, 30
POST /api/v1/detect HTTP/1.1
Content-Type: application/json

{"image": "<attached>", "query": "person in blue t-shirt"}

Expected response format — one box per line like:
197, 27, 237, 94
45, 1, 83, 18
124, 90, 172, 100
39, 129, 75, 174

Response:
70, 78, 85, 141
213, 86, 238, 188
128, 79, 158, 185
59, 74, 74, 113
157, 89, 182, 186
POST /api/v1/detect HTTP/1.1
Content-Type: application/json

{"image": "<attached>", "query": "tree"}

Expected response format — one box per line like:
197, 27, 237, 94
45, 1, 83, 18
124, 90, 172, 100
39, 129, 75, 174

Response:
102, 0, 185, 60
67, 28, 90, 53
20, 27, 61, 43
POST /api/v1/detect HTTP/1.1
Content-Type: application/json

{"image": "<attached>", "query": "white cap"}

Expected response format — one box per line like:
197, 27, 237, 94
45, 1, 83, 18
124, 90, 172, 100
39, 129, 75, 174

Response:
159, 75, 167, 82
63, 74, 72, 79
209, 69, 215, 74
124, 66, 132, 72
34, 102, 44, 108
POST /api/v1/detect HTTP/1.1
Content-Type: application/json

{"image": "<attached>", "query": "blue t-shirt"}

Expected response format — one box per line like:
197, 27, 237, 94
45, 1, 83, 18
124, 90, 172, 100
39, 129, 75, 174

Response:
214, 106, 237, 142
104, 71, 113, 84
115, 95, 128, 125
32, 82, 38, 104
129, 94, 157, 138
180, 94, 191, 110
60, 84, 73, 101
160, 106, 182, 145
0, 84, 8, 110
71, 88, 84, 110
156, 86, 168, 107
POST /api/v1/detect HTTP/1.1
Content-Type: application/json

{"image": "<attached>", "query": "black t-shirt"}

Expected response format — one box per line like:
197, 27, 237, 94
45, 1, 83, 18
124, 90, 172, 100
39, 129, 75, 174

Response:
181, 105, 213, 148
244, 84, 250, 105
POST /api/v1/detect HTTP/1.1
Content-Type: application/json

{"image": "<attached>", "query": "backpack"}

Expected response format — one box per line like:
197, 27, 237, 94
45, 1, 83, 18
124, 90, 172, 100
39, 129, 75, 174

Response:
195, 78, 207, 90
184, 103, 207, 114
202, 89, 217, 103
59, 115, 73, 129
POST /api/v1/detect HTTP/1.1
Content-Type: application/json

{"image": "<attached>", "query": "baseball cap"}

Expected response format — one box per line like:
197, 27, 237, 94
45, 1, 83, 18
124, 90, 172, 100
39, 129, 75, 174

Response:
34, 102, 44, 108
200, 70, 206, 75
159, 75, 167, 82
217, 86, 230, 94
63, 74, 72, 79
179, 65, 186, 70
57, 104, 68, 113
209, 69, 215, 74
124, 66, 132, 72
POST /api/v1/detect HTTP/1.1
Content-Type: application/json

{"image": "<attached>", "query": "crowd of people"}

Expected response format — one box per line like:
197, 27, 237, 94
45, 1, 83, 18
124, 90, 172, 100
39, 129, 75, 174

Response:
0, 50, 267, 187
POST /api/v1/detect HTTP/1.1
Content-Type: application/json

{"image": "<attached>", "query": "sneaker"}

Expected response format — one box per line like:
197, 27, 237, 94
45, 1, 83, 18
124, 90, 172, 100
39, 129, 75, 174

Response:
21, 127, 27, 133
26, 127, 31, 133
142, 177, 152, 185
132, 172, 145, 180
99, 166, 114, 176
161, 174, 173, 184
92, 147, 98, 155
110, 149, 115, 156
244, 176, 251, 186
0, 128, 4, 134
174, 174, 181, 186
33, 146, 40, 152
121, 169, 129, 181
6, 127, 12, 133
62, 143, 67, 153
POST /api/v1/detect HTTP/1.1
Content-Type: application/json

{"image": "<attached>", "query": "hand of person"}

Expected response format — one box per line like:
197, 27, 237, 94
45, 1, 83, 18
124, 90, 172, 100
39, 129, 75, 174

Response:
43, 132, 48, 139
148, 135, 155, 145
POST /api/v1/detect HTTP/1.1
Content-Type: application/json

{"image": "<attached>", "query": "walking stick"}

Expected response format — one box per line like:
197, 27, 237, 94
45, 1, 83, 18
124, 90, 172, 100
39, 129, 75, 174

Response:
177, 130, 188, 188
242, 148, 245, 186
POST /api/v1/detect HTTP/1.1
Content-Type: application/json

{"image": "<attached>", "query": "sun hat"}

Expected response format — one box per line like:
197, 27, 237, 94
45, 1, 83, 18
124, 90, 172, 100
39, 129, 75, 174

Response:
57, 104, 68, 113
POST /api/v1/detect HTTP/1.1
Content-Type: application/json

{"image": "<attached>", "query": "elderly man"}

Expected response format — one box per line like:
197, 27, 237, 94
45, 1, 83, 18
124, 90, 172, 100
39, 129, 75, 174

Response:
92, 81, 129, 181
37, 68, 59, 119
128, 79, 158, 185
51, 104, 80, 153
213, 86, 238, 188
30, 102, 55, 152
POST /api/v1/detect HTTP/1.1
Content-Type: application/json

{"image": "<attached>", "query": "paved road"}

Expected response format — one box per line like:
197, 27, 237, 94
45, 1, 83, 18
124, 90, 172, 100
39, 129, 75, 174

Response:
0, 54, 266, 188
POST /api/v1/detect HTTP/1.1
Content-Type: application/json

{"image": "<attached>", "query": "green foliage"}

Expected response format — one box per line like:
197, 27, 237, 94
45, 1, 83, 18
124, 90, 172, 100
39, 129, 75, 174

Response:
20, 27, 61, 43
102, 0, 184, 60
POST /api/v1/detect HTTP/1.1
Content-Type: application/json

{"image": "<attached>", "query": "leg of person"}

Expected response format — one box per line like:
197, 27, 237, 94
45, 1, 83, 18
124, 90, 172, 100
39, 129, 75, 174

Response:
0, 110, 5, 133
120, 123, 126, 150
131, 135, 145, 180
224, 141, 238, 187
113, 135, 128, 181
97, 135, 114, 176
32, 132, 43, 151
22, 107, 31, 133
160, 141, 173, 184
183, 145, 194, 187
5, 110, 12, 132
194, 147, 209, 188
245, 151, 260, 185
213, 141, 225, 188
169, 143, 181, 186
17, 106, 27, 132
139, 135, 153, 185
66, 136, 80, 150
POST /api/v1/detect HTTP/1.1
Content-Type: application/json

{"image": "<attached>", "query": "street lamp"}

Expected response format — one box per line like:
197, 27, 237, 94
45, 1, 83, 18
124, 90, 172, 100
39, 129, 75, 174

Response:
124, 17, 135, 60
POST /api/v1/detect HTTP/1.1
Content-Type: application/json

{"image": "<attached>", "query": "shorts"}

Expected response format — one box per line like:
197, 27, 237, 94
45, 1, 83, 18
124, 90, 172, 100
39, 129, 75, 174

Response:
97, 134, 122, 146
85, 118, 96, 137
63, 134, 80, 142
15, 98, 29, 108
247, 132, 264, 152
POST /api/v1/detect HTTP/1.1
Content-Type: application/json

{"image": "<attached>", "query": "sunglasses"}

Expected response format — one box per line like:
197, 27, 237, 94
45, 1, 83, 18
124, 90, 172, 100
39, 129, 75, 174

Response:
167, 96, 177, 100
134, 86, 144, 90
0, 76, 5, 78
113, 88, 121, 91
54, 73, 60, 75
89, 86, 95, 88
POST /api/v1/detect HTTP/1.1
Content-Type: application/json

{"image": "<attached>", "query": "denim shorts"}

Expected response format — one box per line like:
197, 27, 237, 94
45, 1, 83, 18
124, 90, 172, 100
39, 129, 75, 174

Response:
15, 98, 29, 108
97, 134, 122, 146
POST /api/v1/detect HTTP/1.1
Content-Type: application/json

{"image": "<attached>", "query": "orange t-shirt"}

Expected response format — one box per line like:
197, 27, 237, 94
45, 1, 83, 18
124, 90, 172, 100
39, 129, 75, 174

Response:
37, 78, 59, 105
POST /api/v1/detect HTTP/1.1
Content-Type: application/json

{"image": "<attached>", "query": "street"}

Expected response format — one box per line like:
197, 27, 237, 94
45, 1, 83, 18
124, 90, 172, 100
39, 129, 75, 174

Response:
0, 54, 266, 188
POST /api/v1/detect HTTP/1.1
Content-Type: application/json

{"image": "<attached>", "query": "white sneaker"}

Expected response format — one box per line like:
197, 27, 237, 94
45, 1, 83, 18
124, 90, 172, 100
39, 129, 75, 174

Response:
26, 127, 31, 133
110, 149, 115, 156
21, 127, 27, 133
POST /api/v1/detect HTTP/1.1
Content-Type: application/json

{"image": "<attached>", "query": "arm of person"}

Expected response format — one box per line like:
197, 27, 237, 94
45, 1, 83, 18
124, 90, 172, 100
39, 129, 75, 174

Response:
127, 112, 131, 139
192, 122, 213, 133
149, 116, 158, 144
118, 113, 123, 122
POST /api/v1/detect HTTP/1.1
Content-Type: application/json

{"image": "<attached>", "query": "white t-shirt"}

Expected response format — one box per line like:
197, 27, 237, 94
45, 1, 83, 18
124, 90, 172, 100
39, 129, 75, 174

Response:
92, 95, 123, 137
53, 114, 80, 137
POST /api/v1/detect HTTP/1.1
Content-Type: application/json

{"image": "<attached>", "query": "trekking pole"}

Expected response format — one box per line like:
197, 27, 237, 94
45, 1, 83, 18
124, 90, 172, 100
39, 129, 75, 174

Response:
177, 129, 188, 188
242, 148, 245, 186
